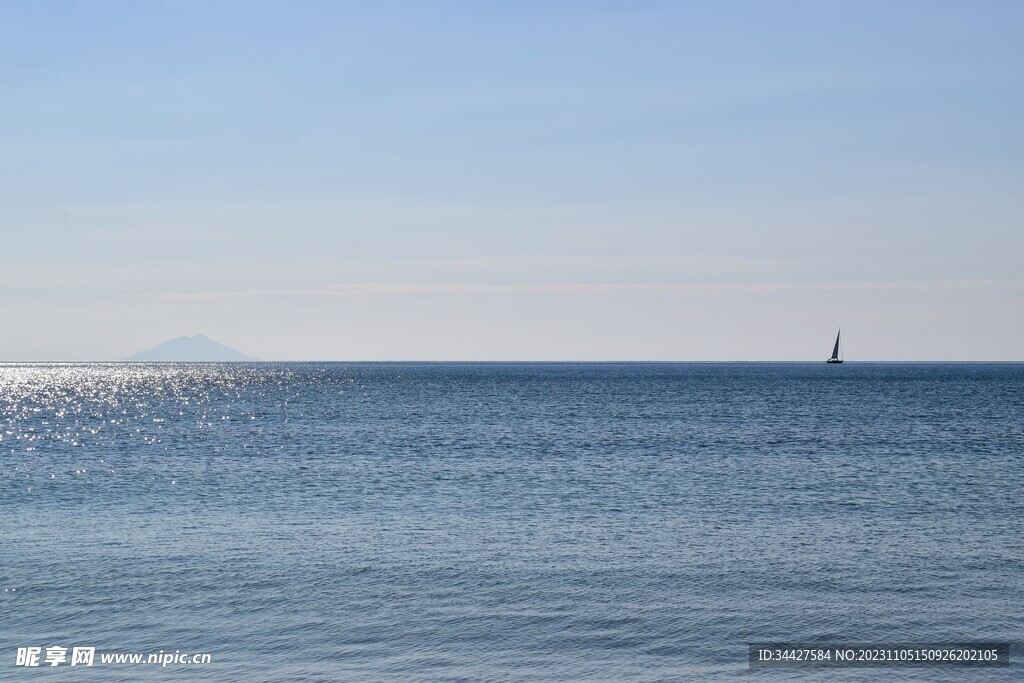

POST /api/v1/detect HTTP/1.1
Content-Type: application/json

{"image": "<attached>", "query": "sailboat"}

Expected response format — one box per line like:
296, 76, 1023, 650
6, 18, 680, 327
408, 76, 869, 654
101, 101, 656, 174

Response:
826, 329, 843, 363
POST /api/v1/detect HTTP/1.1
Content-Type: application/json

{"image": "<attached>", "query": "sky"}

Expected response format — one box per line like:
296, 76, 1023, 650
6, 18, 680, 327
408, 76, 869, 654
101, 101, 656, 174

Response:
1, 1, 1021, 360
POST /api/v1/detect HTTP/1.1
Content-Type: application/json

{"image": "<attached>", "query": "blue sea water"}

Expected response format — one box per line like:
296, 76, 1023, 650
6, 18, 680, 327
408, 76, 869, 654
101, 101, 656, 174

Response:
1, 362, 1021, 682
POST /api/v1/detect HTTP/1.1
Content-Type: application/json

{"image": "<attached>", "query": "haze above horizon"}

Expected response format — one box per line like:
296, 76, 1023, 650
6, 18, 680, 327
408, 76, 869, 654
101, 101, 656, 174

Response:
2, 2, 1021, 361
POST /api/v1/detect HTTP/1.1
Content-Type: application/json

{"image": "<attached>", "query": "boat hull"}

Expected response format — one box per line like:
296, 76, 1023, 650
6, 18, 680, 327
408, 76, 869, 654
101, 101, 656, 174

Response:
826, 358, 843, 363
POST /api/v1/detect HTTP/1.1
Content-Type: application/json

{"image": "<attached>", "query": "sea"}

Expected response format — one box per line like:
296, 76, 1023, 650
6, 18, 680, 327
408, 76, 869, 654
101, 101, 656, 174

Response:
1, 362, 1021, 681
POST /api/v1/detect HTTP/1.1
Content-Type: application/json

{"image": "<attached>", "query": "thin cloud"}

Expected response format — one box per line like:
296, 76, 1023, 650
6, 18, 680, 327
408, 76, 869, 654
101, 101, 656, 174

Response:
140, 278, 1024, 303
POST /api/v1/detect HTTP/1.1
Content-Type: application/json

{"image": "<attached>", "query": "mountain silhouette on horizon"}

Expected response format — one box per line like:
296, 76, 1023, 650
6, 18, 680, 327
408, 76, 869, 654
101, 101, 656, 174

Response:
124, 335, 258, 361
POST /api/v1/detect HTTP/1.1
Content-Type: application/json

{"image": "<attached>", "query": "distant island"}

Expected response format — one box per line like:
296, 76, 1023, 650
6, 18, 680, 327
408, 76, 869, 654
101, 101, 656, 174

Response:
124, 335, 258, 361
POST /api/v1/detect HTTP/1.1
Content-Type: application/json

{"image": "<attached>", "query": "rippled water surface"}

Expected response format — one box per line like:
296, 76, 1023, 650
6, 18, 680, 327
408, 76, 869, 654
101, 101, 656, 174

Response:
1, 363, 1022, 681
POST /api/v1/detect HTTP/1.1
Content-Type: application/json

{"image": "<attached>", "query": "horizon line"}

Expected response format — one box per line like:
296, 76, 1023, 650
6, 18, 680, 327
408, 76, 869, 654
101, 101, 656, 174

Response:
2, 359, 1023, 364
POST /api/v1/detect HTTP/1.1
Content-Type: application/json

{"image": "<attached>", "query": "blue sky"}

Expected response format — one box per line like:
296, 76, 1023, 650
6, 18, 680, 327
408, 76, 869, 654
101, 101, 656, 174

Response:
2, 1, 1021, 359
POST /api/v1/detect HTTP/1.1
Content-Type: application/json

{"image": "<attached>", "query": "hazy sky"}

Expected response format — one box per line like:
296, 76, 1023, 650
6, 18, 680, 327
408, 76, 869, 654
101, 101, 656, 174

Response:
2, 1, 1021, 360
